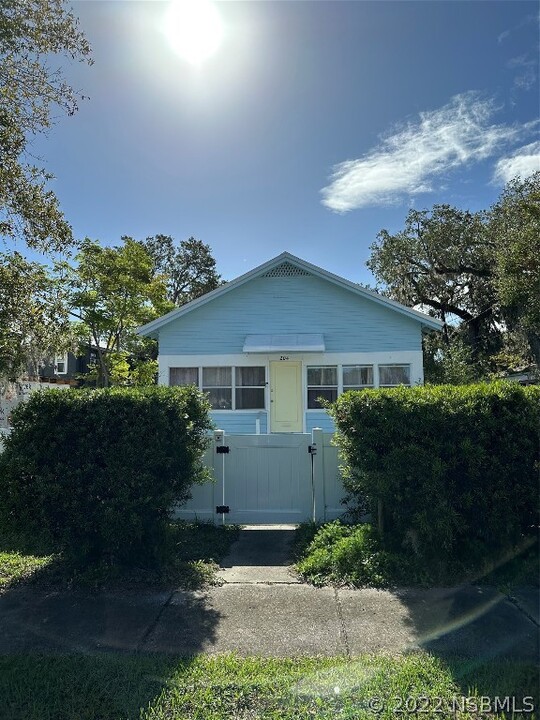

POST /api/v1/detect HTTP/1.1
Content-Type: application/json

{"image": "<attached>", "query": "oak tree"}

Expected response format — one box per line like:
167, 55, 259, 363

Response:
142, 235, 222, 306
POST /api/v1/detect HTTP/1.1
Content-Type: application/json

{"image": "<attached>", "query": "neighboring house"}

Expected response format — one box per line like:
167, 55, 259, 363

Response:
37, 346, 100, 385
0, 346, 102, 431
138, 252, 443, 434
503, 367, 538, 385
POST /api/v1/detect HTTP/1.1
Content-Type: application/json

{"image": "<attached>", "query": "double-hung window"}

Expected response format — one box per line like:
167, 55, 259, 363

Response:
235, 367, 265, 409
55, 354, 68, 374
307, 366, 338, 408
170, 366, 266, 410
202, 367, 232, 409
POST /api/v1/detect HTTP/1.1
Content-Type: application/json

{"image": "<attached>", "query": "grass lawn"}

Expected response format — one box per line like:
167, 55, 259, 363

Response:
0, 521, 239, 592
0, 652, 537, 720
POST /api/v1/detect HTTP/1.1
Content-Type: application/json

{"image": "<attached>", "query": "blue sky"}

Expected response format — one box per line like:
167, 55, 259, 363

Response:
31, 0, 539, 285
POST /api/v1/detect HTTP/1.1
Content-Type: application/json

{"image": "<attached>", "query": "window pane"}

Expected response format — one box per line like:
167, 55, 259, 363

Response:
307, 366, 337, 386
379, 365, 410, 386
236, 366, 265, 386
307, 367, 322, 385
343, 365, 373, 386
203, 367, 231, 387
308, 388, 338, 409
321, 367, 337, 385
54, 355, 68, 374
170, 367, 199, 386
205, 388, 232, 409
236, 387, 265, 409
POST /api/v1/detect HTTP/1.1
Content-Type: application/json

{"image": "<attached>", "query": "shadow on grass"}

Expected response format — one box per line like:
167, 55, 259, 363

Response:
0, 653, 197, 720
294, 522, 539, 705
389, 540, 539, 706
0, 520, 240, 594
0, 522, 235, 655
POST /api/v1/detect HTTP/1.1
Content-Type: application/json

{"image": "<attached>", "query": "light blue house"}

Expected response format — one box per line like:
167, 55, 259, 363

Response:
138, 252, 442, 435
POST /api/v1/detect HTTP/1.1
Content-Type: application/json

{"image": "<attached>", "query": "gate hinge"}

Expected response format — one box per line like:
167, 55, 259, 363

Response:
216, 505, 230, 514
216, 445, 230, 454
308, 444, 317, 455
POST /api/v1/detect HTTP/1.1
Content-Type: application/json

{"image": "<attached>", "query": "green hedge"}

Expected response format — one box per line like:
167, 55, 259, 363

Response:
330, 382, 540, 568
0, 386, 212, 565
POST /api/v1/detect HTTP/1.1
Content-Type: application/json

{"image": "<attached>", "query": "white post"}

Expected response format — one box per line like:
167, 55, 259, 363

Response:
311, 427, 325, 522
214, 429, 226, 525
255, 418, 261, 435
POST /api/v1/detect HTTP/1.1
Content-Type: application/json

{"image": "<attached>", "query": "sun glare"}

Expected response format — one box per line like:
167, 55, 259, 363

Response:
163, 0, 224, 65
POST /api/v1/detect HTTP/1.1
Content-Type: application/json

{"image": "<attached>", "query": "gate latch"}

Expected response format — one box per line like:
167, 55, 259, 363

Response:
308, 444, 317, 455
216, 505, 230, 514
216, 446, 230, 454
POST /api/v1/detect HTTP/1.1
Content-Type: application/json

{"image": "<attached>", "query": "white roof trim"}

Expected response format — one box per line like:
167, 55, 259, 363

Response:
243, 334, 325, 353
137, 251, 444, 337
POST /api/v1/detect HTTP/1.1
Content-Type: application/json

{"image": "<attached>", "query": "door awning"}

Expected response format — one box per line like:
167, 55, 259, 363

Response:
243, 334, 325, 353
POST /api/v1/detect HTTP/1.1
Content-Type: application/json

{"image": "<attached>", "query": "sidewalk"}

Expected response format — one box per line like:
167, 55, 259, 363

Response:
0, 527, 537, 659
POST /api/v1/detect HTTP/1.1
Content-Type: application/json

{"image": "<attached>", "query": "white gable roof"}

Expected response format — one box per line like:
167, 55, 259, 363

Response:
138, 251, 443, 338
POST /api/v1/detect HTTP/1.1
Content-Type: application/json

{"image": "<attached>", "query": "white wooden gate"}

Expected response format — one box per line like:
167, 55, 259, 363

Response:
175, 428, 347, 525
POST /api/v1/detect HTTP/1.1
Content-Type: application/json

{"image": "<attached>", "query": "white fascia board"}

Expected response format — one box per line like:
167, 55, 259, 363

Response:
280, 252, 444, 330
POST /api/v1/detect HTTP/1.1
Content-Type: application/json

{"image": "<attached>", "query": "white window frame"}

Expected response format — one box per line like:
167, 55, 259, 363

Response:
169, 365, 267, 411
202, 366, 233, 410
54, 354, 68, 375
235, 366, 266, 410
306, 365, 339, 409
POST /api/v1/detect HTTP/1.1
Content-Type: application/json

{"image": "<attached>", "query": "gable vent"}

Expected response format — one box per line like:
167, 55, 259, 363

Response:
262, 262, 310, 278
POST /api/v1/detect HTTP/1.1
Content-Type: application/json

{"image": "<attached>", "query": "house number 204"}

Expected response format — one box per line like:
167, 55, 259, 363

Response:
280, 355, 290, 361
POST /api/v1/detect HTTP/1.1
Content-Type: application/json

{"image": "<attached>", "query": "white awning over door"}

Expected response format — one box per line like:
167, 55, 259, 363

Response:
243, 333, 325, 353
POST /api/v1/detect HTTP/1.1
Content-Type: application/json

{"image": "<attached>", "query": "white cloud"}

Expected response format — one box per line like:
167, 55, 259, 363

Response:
507, 55, 538, 91
321, 93, 537, 212
493, 142, 540, 184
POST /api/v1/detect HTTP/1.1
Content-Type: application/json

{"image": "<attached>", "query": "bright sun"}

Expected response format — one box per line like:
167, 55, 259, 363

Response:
163, 0, 224, 65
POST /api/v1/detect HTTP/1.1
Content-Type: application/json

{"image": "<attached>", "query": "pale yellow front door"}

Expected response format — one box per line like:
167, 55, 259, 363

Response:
270, 360, 303, 432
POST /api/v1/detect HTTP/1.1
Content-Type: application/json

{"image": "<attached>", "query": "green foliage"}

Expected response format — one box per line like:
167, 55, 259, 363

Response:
0, 2, 92, 377
4, 652, 531, 720
368, 204, 497, 359
490, 173, 540, 365
0, 386, 213, 566
423, 334, 479, 385
0, 251, 72, 378
295, 521, 390, 587
369, 173, 540, 373
0, 0, 92, 251
142, 234, 222, 306
330, 383, 540, 571
68, 237, 173, 387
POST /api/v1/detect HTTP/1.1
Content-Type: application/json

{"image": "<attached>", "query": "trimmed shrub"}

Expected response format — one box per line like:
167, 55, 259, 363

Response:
330, 382, 540, 569
0, 386, 212, 566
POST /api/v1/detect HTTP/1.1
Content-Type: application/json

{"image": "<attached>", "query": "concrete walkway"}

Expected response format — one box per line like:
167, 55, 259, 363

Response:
216, 525, 300, 584
0, 527, 538, 659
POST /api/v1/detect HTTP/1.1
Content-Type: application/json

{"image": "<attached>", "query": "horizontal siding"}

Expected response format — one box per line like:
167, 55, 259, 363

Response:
210, 411, 268, 434
159, 275, 421, 355
306, 411, 335, 433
